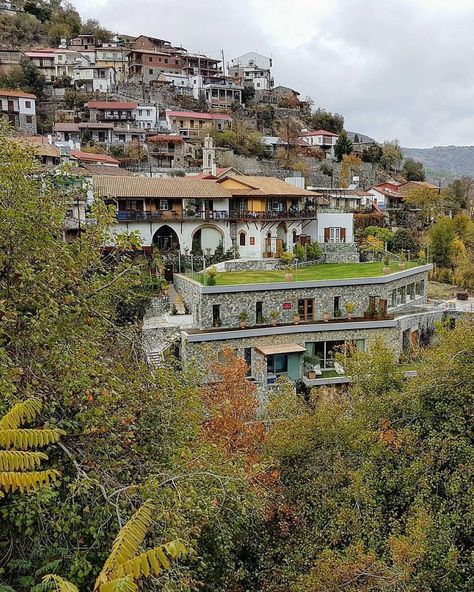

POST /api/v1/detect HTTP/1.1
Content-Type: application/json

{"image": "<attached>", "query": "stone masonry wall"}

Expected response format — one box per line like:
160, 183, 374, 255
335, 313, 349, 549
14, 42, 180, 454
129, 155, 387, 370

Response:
174, 269, 430, 330
319, 243, 359, 263
182, 326, 401, 380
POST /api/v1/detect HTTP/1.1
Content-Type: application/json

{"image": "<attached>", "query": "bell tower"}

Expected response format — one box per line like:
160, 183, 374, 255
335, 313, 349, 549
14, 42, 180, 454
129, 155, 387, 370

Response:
202, 134, 216, 176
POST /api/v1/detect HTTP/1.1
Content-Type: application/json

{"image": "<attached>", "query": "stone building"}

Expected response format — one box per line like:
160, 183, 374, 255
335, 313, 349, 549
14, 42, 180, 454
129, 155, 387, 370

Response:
173, 264, 434, 386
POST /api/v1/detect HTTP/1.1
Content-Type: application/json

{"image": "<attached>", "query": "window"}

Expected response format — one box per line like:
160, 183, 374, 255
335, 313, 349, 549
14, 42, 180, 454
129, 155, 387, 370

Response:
334, 296, 340, 315
298, 298, 314, 321
149, 57, 153, 62
256, 301, 263, 324
118, 134, 125, 142
355, 339, 366, 352
267, 354, 288, 374
398, 286, 406, 305
239, 232, 246, 246
243, 348, 252, 375
25, 115, 33, 123
407, 283, 415, 301
388, 289, 397, 309
159, 199, 169, 210
139, 109, 144, 116
175, 59, 179, 64
164, 58, 168, 63
250, 237, 255, 246
25, 100, 31, 108
149, 69, 153, 75
212, 305, 221, 327
146, 110, 151, 116
323, 227, 347, 243
415, 280, 424, 296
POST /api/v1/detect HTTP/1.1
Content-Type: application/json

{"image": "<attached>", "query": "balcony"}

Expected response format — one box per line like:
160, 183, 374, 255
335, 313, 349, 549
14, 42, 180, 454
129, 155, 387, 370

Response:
117, 208, 319, 223
97, 113, 136, 122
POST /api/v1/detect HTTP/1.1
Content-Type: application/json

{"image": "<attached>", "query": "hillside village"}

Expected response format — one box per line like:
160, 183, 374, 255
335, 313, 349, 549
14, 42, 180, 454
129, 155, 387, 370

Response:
0, 2, 473, 592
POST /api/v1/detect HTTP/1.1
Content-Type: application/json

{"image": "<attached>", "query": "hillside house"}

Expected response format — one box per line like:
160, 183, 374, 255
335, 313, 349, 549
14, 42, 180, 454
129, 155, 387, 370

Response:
228, 52, 273, 90
87, 101, 138, 124
147, 134, 195, 168
165, 110, 232, 140
0, 89, 36, 134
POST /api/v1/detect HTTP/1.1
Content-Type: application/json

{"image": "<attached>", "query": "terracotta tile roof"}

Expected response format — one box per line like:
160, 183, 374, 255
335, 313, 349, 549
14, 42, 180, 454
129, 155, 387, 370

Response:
219, 175, 315, 196
167, 110, 232, 121
148, 134, 184, 144
300, 129, 339, 137
78, 122, 114, 129
0, 89, 36, 99
113, 127, 146, 134
93, 176, 232, 199
86, 101, 138, 110
70, 150, 119, 165
82, 164, 133, 176
54, 122, 80, 132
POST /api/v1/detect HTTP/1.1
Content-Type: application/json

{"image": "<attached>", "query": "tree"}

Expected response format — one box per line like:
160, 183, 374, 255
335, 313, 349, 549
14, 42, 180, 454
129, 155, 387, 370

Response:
391, 228, 419, 254
334, 130, 353, 162
443, 176, 473, 211
0, 58, 46, 99
403, 158, 425, 181
0, 399, 64, 498
429, 216, 456, 267
340, 153, 361, 187
361, 143, 383, 163
309, 108, 344, 133
80, 18, 112, 42
403, 184, 441, 220
381, 140, 403, 171
242, 84, 255, 105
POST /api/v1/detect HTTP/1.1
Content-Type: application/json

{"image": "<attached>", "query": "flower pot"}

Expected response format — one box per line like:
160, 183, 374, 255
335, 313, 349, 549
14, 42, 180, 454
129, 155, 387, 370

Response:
271, 319, 277, 326
323, 311, 330, 322
285, 273, 293, 282
293, 314, 300, 325
308, 370, 316, 379
383, 266, 391, 275
240, 321, 247, 329
398, 262, 406, 270
347, 313, 353, 320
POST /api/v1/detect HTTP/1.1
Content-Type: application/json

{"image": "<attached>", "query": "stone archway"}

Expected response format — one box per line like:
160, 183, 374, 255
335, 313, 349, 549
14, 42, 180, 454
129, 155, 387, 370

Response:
192, 225, 223, 254
152, 225, 180, 251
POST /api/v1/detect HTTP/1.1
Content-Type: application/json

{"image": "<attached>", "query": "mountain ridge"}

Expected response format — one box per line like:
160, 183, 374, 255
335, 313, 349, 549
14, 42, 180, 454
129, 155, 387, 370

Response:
402, 145, 474, 179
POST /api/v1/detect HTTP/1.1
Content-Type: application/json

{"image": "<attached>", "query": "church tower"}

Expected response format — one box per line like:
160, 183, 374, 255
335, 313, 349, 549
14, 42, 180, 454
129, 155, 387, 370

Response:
202, 134, 216, 176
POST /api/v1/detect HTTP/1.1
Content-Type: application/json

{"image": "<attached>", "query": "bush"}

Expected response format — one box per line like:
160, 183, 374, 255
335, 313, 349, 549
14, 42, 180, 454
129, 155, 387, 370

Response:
437, 267, 454, 284
306, 243, 322, 260
293, 243, 306, 260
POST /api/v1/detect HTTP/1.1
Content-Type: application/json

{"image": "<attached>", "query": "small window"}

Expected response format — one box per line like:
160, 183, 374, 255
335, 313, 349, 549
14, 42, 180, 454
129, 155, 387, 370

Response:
148, 57, 153, 62
212, 304, 221, 327
159, 199, 169, 210
239, 232, 246, 246
250, 237, 255, 245
149, 69, 153, 75
334, 296, 340, 315
175, 59, 179, 65
268, 354, 288, 374
164, 58, 168, 64
25, 100, 31, 108
25, 115, 33, 123
256, 301, 263, 324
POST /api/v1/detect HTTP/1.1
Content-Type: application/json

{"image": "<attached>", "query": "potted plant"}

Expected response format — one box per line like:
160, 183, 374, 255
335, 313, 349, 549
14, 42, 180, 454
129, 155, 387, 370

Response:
238, 311, 249, 328
303, 353, 320, 379
383, 255, 391, 275
206, 265, 218, 286
269, 310, 280, 326
323, 310, 330, 322
334, 310, 342, 318
293, 310, 301, 324
398, 253, 406, 270
345, 301, 355, 319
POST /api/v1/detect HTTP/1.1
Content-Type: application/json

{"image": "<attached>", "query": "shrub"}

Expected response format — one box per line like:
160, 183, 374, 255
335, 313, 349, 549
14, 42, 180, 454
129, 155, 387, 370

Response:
306, 243, 322, 260
293, 243, 306, 260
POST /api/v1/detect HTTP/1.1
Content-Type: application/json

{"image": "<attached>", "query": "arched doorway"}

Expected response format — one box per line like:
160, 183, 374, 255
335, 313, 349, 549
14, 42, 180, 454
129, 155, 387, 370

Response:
276, 223, 287, 256
152, 225, 180, 252
192, 225, 223, 254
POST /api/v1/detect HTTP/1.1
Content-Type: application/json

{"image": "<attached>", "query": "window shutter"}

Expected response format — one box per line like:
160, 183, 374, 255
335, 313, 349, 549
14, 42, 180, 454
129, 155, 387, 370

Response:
324, 228, 330, 243
340, 228, 346, 242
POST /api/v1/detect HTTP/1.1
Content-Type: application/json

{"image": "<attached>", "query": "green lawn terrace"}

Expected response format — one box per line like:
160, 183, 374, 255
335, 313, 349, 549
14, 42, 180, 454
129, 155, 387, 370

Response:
194, 261, 421, 286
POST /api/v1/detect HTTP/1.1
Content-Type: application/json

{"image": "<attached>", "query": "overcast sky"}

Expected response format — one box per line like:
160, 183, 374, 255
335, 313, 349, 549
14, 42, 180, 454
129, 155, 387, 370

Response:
73, 0, 474, 148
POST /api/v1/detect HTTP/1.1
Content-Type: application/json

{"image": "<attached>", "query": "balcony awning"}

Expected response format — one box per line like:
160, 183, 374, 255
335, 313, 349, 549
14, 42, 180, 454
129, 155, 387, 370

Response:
256, 344, 306, 356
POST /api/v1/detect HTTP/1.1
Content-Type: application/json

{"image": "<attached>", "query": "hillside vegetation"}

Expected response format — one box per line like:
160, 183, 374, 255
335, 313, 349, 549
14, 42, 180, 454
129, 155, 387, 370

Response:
403, 145, 474, 179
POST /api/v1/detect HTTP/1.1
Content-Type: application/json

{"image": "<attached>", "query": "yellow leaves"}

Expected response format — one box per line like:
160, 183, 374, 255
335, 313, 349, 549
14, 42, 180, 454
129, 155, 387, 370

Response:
42, 574, 80, 592
0, 428, 65, 450
112, 541, 186, 581
0, 469, 60, 494
94, 500, 186, 591
0, 398, 64, 497
99, 577, 138, 592
0, 397, 42, 429
0, 450, 48, 471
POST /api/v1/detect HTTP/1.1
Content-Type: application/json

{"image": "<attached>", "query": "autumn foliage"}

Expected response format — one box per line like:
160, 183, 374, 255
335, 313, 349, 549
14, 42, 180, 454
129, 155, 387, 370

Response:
200, 348, 264, 463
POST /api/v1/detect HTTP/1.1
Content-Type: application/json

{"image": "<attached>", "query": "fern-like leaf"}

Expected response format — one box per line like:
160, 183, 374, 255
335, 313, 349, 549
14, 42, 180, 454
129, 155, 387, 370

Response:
41, 575, 79, 592
99, 577, 138, 592
0, 451, 48, 471
112, 540, 186, 581
0, 399, 42, 430
0, 429, 65, 450
94, 500, 155, 589
0, 469, 60, 493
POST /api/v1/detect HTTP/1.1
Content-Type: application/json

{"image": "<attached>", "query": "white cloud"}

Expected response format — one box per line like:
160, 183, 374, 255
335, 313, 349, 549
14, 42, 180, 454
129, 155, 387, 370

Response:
72, 0, 474, 147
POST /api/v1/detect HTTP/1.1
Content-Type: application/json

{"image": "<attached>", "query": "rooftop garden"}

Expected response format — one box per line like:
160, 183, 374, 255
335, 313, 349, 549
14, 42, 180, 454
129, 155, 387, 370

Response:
192, 261, 421, 286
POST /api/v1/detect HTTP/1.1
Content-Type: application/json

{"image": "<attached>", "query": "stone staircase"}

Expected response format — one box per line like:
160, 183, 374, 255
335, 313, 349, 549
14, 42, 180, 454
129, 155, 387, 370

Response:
168, 285, 186, 314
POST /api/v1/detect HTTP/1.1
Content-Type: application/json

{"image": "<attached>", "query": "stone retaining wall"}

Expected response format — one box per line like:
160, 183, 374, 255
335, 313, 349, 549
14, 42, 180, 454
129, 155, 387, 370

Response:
319, 243, 359, 263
